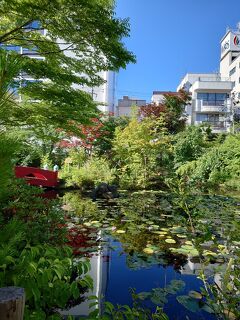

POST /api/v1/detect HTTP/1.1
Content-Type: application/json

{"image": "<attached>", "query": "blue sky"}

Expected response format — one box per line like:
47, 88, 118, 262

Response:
115, 0, 240, 101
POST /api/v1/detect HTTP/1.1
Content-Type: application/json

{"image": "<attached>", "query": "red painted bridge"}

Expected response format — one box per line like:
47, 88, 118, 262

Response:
15, 166, 59, 188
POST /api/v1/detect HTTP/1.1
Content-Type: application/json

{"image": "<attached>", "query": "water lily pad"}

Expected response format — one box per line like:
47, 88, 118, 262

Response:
165, 239, 176, 244
166, 280, 185, 294
202, 250, 218, 257
143, 247, 154, 254
146, 221, 154, 225
185, 241, 193, 245
188, 291, 202, 300
176, 234, 187, 238
116, 230, 126, 234
171, 226, 186, 234
170, 245, 199, 257
177, 295, 200, 312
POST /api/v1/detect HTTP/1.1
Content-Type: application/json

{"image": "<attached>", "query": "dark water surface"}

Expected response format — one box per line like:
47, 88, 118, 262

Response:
104, 239, 216, 320
60, 190, 240, 319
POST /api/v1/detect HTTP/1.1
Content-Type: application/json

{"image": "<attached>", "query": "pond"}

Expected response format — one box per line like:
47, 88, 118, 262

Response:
60, 190, 240, 319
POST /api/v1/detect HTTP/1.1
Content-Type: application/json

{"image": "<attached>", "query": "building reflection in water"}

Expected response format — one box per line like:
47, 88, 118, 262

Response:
60, 232, 110, 319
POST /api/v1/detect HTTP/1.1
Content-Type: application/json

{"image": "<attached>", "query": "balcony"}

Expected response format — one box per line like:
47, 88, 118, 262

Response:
196, 99, 230, 113
196, 121, 228, 132
191, 80, 233, 92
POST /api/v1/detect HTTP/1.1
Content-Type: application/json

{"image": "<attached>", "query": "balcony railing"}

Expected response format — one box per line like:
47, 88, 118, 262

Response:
197, 77, 230, 82
196, 99, 231, 113
202, 121, 225, 128
202, 100, 225, 106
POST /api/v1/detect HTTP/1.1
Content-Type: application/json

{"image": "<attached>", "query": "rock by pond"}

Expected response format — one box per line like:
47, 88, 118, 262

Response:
92, 182, 119, 201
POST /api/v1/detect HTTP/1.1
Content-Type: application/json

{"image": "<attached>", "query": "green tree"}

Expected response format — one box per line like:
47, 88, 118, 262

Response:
0, 0, 135, 132
113, 118, 172, 189
173, 126, 209, 167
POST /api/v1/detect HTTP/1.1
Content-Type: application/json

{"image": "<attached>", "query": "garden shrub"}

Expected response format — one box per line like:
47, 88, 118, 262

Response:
0, 132, 19, 202
0, 219, 92, 319
177, 134, 240, 190
0, 181, 93, 319
173, 126, 208, 167
61, 156, 116, 189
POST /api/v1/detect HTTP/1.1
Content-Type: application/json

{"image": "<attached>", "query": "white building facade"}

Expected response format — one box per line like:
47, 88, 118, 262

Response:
177, 25, 240, 132
177, 73, 233, 132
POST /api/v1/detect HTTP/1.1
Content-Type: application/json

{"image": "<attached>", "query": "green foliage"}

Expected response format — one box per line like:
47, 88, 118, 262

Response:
0, 182, 93, 319
0, 230, 91, 318
0, 0, 135, 133
61, 155, 116, 189
173, 126, 209, 166
199, 255, 240, 320
93, 114, 130, 156
176, 134, 240, 190
13, 126, 67, 167
113, 118, 172, 189
4, 180, 67, 245
87, 296, 169, 320
0, 50, 25, 127
0, 131, 20, 201
62, 192, 99, 218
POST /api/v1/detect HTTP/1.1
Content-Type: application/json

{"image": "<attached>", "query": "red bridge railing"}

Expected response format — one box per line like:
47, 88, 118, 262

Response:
15, 166, 58, 188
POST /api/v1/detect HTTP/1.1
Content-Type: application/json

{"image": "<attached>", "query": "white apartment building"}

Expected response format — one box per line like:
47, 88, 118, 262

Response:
177, 24, 240, 132
177, 73, 233, 132
116, 96, 146, 116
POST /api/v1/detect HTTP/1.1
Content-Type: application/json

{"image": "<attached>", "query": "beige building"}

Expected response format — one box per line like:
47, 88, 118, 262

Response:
116, 96, 146, 116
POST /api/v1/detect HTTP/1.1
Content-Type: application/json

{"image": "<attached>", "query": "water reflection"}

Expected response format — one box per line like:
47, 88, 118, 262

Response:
61, 232, 110, 318
59, 190, 239, 319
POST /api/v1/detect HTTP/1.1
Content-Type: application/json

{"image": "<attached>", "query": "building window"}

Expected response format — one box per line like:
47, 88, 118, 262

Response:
0, 44, 20, 53
196, 114, 219, 123
229, 67, 236, 76
197, 92, 227, 106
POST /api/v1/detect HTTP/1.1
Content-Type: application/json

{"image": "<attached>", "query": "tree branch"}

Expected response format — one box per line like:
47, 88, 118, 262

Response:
0, 20, 34, 43
20, 43, 75, 56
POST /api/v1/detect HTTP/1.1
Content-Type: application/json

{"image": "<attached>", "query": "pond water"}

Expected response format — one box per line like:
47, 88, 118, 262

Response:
60, 190, 240, 319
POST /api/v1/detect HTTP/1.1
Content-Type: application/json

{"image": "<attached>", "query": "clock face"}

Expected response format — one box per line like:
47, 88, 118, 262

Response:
224, 42, 229, 49
221, 41, 229, 53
